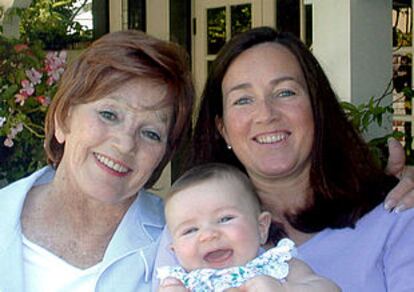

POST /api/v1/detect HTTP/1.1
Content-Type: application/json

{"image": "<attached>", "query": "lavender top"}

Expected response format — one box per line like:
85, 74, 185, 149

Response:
296, 204, 414, 291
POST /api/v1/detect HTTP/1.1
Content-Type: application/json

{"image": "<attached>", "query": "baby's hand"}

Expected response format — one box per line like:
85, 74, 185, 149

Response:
158, 277, 189, 292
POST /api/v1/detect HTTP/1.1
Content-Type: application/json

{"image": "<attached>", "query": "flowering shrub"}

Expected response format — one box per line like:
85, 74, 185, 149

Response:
8, 0, 92, 50
0, 35, 66, 186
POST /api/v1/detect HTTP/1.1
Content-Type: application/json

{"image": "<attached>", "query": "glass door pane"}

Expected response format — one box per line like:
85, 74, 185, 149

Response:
207, 3, 252, 56
276, 0, 300, 38
231, 4, 252, 37
194, 0, 261, 96
207, 7, 226, 55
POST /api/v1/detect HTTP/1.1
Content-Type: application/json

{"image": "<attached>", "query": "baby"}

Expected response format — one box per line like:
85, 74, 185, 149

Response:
157, 163, 340, 292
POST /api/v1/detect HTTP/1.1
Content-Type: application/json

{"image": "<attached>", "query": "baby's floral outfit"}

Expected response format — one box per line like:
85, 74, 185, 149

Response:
157, 238, 296, 292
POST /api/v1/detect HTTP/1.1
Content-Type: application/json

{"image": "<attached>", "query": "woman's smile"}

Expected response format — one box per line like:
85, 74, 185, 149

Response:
253, 131, 290, 145
94, 152, 131, 177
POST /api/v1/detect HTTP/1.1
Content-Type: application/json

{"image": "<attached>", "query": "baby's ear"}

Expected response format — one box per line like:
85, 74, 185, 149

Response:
258, 211, 272, 245
168, 243, 175, 254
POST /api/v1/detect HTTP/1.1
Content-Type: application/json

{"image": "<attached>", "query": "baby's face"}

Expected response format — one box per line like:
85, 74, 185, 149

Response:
166, 177, 270, 271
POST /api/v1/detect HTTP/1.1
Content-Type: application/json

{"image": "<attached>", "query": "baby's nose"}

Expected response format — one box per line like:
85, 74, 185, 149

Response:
199, 227, 219, 242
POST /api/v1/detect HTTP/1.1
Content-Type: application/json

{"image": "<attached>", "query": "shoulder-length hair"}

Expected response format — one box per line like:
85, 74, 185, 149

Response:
190, 26, 396, 234
45, 30, 194, 188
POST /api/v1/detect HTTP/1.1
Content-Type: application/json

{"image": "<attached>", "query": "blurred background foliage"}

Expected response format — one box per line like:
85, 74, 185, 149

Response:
0, 0, 91, 187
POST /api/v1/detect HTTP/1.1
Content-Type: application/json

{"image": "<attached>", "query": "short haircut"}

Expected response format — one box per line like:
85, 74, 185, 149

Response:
44, 30, 194, 188
167, 163, 262, 213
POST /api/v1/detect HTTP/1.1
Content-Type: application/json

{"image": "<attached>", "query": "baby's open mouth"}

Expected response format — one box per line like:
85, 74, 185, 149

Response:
203, 249, 233, 267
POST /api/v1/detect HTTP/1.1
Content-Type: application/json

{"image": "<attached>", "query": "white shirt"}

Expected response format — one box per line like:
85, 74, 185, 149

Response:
0, 166, 165, 292
23, 235, 101, 292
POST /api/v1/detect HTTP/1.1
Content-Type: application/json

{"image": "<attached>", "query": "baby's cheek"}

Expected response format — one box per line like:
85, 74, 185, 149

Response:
173, 242, 199, 271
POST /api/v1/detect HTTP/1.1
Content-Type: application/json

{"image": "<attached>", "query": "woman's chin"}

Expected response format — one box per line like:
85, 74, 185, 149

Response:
251, 161, 309, 180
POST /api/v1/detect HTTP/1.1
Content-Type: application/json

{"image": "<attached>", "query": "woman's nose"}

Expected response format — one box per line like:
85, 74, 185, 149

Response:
255, 98, 279, 122
113, 127, 137, 154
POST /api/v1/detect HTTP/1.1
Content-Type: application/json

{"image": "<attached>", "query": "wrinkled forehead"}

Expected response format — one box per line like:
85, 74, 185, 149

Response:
121, 79, 171, 109
74, 71, 173, 106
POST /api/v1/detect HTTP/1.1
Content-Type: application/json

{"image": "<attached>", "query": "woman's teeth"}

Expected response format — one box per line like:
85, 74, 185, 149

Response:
256, 133, 288, 144
95, 153, 129, 173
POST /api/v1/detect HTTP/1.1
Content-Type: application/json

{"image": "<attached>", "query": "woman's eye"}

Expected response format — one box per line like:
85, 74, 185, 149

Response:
99, 110, 117, 121
233, 96, 253, 106
182, 227, 198, 236
142, 130, 161, 142
219, 215, 234, 223
276, 90, 296, 97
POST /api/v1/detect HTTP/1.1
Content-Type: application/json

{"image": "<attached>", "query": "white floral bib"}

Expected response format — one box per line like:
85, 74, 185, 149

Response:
157, 238, 296, 292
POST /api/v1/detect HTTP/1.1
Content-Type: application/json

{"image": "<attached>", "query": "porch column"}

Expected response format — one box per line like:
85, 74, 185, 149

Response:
1, 0, 31, 38
312, 0, 393, 136
109, 0, 122, 32
146, 0, 169, 40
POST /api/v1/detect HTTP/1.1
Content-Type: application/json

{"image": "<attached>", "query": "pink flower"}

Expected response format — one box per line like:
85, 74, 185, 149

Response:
15, 80, 34, 105
14, 44, 28, 53
45, 51, 66, 71
4, 136, 14, 147
20, 79, 34, 96
11, 123, 23, 137
36, 95, 50, 106
26, 68, 42, 85
44, 51, 66, 84
5, 123, 24, 146
49, 67, 65, 83
15, 93, 28, 106
3, 122, 22, 147
46, 76, 54, 86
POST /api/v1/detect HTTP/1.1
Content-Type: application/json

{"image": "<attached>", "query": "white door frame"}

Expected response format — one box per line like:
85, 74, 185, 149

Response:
192, 0, 276, 97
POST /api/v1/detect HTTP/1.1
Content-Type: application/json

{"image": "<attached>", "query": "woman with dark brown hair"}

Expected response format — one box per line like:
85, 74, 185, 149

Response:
0, 30, 194, 291
156, 27, 414, 291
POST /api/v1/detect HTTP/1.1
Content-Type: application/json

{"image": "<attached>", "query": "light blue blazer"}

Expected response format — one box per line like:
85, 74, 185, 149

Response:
0, 166, 165, 292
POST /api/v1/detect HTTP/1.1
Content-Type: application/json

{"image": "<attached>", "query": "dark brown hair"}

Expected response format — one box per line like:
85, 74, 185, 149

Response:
189, 27, 396, 235
167, 163, 262, 214
45, 30, 194, 188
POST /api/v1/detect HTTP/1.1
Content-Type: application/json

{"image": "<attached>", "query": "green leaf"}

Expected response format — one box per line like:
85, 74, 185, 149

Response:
340, 101, 357, 112
1, 84, 18, 99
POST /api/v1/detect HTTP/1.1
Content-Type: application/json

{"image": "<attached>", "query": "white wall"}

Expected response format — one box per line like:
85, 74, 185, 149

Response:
313, 1, 351, 101
0, 0, 15, 12
313, 0, 393, 137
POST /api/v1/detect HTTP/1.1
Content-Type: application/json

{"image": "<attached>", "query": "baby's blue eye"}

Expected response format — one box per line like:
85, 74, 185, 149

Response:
182, 227, 198, 236
219, 215, 234, 223
142, 130, 161, 142
99, 110, 117, 121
